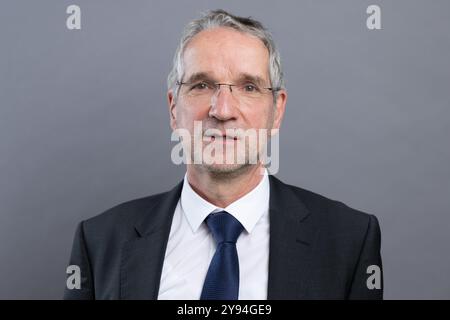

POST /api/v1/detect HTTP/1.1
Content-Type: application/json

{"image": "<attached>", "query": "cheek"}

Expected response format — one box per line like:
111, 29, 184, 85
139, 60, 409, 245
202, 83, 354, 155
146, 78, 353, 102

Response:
246, 104, 275, 128
176, 101, 210, 127
266, 106, 276, 126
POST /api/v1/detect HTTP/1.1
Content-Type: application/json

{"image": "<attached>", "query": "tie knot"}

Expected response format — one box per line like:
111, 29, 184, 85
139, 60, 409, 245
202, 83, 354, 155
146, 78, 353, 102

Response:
205, 211, 244, 245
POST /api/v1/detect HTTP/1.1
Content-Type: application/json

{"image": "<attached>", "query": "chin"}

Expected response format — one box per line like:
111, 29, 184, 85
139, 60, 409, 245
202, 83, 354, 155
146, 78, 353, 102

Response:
202, 163, 252, 177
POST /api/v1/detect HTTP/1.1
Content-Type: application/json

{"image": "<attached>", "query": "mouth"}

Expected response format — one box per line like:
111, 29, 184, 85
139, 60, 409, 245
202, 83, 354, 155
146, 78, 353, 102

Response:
204, 134, 239, 142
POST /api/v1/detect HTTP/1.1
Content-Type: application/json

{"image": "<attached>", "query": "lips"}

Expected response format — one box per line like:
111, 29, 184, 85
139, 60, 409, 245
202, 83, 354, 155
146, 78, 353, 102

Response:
204, 134, 239, 141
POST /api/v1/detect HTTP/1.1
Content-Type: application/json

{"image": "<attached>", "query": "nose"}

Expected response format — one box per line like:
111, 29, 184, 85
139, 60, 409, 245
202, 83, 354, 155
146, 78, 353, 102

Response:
208, 85, 238, 121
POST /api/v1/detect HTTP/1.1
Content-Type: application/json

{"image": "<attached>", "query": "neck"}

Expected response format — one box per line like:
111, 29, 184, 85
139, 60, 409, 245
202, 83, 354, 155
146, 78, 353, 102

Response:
186, 164, 266, 208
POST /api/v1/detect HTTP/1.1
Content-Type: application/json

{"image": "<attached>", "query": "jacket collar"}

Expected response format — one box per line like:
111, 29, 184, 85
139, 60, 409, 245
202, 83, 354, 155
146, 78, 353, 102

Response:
120, 181, 183, 299
267, 175, 319, 299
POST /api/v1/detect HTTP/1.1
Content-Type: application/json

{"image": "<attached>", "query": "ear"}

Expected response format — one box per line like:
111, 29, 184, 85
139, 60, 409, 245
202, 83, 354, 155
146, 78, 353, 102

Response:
271, 89, 287, 132
167, 90, 177, 131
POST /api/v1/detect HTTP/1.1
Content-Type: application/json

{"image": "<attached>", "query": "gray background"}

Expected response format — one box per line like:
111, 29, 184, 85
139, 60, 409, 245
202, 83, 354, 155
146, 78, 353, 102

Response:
1, 0, 449, 299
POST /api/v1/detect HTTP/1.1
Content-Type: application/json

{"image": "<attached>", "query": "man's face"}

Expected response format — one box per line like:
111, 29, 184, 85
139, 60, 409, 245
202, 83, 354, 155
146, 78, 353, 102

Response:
168, 27, 286, 174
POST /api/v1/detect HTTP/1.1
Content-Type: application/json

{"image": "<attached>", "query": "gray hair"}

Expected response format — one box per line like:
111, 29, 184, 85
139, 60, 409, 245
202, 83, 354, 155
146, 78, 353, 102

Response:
167, 9, 285, 101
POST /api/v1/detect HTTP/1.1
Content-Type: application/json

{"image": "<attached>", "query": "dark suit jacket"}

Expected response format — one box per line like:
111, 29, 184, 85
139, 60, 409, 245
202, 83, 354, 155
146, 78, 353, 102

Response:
64, 175, 383, 300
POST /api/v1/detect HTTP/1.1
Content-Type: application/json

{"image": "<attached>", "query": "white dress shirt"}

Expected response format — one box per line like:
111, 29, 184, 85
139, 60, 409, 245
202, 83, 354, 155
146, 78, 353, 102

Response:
157, 170, 270, 300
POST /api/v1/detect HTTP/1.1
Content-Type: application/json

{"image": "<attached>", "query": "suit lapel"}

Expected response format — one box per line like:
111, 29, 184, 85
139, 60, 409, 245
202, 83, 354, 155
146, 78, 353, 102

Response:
267, 176, 319, 299
119, 181, 183, 300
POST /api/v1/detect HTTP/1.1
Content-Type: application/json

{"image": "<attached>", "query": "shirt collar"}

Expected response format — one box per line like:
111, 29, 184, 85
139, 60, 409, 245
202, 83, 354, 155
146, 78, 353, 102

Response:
180, 169, 270, 234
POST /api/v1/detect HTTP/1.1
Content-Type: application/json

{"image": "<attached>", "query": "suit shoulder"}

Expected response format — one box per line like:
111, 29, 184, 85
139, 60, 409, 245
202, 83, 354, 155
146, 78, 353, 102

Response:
283, 181, 376, 231
81, 190, 171, 234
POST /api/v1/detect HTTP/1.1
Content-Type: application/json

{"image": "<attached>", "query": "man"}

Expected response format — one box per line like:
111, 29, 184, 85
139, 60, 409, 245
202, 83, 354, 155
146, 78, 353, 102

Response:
64, 9, 383, 300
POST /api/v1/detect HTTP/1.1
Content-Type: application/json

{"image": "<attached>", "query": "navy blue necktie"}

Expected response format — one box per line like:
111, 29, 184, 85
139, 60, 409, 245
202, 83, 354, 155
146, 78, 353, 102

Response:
200, 211, 244, 300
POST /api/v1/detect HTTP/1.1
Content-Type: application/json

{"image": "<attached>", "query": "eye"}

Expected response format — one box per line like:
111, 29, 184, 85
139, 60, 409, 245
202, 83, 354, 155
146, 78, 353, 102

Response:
191, 82, 211, 90
243, 84, 259, 92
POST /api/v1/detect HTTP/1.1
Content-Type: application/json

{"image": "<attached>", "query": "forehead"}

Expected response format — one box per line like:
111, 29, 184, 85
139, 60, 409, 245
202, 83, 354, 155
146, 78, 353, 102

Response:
182, 27, 270, 82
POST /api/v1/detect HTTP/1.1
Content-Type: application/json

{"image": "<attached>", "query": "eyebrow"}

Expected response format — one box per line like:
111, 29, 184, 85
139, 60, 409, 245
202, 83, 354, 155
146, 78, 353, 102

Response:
236, 73, 268, 87
183, 72, 216, 84
183, 72, 269, 87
